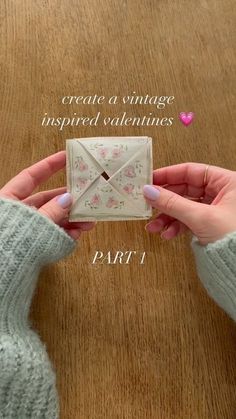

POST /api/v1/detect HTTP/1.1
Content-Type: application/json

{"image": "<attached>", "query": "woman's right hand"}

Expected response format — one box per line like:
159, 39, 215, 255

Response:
143, 163, 236, 245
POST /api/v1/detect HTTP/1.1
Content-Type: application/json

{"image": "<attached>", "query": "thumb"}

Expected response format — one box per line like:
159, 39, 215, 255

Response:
143, 184, 207, 228
38, 192, 73, 224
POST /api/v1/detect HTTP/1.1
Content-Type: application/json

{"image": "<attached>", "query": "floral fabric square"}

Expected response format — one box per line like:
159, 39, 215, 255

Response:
66, 136, 153, 221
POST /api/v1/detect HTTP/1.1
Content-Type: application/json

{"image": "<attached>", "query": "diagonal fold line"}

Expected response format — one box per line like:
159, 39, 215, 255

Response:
108, 142, 148, 182
70, 141, 103, 207
107, 143, 149, 210
77, 140, 107, 174
71, 139, 149, 213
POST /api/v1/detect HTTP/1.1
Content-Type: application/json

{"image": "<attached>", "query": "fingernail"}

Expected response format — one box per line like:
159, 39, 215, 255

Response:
145, 221, 163, 233
57, 192, 73, 208
143, 185, 160, 201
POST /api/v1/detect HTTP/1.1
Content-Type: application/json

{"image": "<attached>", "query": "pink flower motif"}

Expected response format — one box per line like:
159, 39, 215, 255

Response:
112, 147, 123, 159
79, 161, 88, 171
124, 165, 136, 178
90, 194, 101, 206
76, 177, 88, 189
123, 183, 134, 194
98, 147, 108, 159
106, 197, 119, 208
75, 156, 88, 171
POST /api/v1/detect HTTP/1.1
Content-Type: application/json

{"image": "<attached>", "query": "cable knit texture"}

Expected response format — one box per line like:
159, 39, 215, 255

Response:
0, 197, 76, 419
191, 231, 236, 321
0, 197, 236, 418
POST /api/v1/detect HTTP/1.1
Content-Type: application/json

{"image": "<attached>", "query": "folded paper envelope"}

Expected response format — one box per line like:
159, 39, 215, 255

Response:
66, 136, 153, 221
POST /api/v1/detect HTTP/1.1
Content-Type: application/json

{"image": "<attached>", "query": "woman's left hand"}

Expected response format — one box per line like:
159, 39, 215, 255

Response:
0, 151, 95, 240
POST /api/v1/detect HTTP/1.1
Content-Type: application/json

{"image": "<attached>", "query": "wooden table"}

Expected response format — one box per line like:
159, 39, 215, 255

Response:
0, 1, 235, 418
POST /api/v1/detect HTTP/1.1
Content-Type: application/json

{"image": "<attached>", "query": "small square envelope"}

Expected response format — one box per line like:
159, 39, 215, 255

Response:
66, 136, 153, 221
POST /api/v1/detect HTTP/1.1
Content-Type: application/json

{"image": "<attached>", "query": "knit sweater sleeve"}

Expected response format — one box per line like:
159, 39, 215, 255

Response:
191, 231, 236, 321
0, 197, 76, 418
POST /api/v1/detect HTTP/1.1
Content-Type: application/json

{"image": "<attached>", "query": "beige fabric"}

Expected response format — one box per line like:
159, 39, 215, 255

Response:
66, 137, 153, 221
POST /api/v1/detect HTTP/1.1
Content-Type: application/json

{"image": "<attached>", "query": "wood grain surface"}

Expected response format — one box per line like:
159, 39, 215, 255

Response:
0, 1, 235, 418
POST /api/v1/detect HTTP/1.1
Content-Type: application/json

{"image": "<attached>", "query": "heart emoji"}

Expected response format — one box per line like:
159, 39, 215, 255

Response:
179, 112, 194, 126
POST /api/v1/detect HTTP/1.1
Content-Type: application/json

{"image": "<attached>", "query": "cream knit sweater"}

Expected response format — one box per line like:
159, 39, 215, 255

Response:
0, 197, 235, 418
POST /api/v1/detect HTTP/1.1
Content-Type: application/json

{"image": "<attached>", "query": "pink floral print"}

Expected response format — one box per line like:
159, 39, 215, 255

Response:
123, 183, 134, 194
106, 197, 119, 208
124, 165, 136, 178
90, 194, 101, 206
75, 156, 88, 172
76, 177, 88, 189
112, 146, 123, 159
98, 147, 109, 159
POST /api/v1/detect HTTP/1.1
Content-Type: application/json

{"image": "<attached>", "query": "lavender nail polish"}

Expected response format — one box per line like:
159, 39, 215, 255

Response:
57, 193, 73, 208
143, 185, 160, 200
